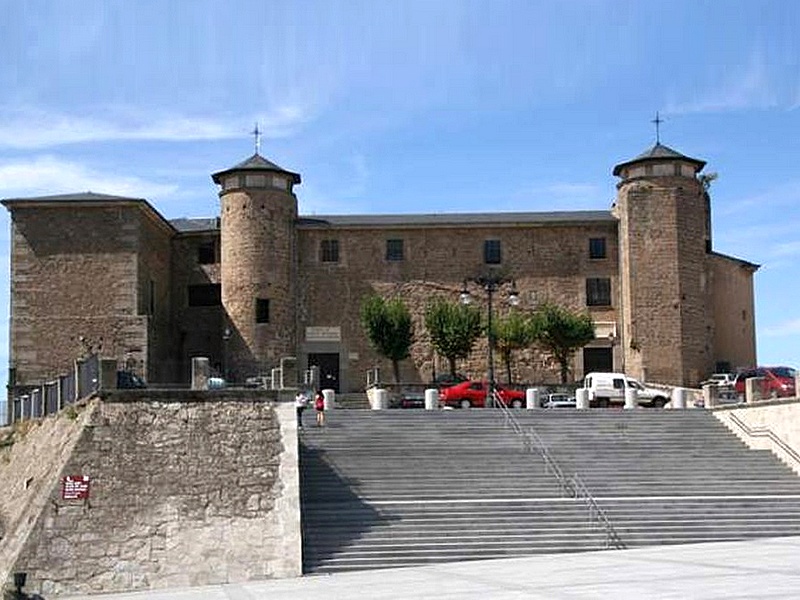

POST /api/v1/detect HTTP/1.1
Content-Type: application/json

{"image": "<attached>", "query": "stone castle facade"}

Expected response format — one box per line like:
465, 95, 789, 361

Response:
2, 142, 758, 392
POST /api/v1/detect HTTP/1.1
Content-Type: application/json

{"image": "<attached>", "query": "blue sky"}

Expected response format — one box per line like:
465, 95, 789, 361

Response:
1, 0, 800, 387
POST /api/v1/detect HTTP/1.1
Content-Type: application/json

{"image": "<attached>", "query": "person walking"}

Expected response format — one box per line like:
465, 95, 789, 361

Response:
314, 390, 325, 427
295, 389, 309, 430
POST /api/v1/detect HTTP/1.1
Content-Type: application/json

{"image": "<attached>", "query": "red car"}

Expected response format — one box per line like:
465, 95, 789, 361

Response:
438, 380, 525, 409
734, 366, 796, 399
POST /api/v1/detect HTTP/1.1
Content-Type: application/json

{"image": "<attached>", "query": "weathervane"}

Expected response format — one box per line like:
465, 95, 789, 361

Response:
251, 122, 262, 155
651, 111, 663, 145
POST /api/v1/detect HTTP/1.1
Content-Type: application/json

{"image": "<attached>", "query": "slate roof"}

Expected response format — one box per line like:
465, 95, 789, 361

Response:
1, 191, 146, 204
170, 218, 220, 232
613, 143, 706, 176
211, 153, 301, 185
297, 210, 616, 229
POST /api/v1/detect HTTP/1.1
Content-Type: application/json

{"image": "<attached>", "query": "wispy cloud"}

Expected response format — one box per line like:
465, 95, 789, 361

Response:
0, 105, 311, 149
665, 49, 782, 114
762, 318, 800, 337
0, 156, 178, 198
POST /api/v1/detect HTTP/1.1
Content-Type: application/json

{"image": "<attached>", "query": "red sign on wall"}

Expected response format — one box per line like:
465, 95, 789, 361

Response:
61, 475, 90, 500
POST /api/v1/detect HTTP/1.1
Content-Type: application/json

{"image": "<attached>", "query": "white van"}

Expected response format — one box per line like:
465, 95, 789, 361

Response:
583, 372, 671, 408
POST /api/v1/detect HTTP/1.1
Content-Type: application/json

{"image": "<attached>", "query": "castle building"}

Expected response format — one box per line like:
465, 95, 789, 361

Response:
2, 142, 758, 393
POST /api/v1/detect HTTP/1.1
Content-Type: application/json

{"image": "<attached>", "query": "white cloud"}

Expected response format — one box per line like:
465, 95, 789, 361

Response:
762, 319, 800, 337
0, 105, 311, 149
0, 156, 178, 199
665, 49, 782, 114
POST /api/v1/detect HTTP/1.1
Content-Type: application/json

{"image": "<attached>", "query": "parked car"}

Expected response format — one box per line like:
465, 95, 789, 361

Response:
583, 372, 671, 408
700, 373, 736, 388
439, 380, 525, 409
544, 393, 576, 408
734, 366, 796, 399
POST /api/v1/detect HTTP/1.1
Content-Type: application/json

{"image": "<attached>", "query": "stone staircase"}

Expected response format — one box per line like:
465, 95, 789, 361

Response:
299, 409, 800, 573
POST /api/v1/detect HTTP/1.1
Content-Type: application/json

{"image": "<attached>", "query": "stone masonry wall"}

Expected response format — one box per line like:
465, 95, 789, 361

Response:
3, 392, 301, 597
7, 204, 145, 385
297, 220, 619, 389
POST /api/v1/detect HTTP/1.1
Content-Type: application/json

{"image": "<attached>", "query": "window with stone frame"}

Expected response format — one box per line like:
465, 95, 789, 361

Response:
484, 239, 502, 264
255, 298, 270, 323
320, 239, 340, 263
589, 237, 607, 259
586, 277, 611, 307
386, 238, 404, 261
198, 240, 217, 264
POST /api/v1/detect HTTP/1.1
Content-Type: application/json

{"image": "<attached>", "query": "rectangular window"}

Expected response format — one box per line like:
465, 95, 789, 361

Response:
188, 284, 221, 307
320, 239, 339, 263
386, 239, 404, 261
255, 298, 270, 323
586, 278, 611, 307
484, 239, 502, 264
198, 241, 216, 264
148, 280, 155, 315
589, 237, 606, 259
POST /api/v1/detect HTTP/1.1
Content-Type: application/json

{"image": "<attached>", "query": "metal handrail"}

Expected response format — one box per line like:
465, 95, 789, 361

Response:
493, 392, 625, 550
727, 412, 800, 468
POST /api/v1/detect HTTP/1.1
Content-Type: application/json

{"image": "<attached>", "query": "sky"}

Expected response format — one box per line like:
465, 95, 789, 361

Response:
1, 0, 800, 392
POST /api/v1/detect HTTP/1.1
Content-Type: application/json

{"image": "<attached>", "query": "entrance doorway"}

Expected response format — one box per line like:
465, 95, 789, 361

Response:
308, 353, 340, 392
583, 347, 613, 375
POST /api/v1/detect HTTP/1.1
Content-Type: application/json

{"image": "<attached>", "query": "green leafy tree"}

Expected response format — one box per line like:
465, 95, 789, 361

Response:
360, 295, 414, 383
424, 298, 482, 377
531, 302, 595, 384
493, 311, 537, 384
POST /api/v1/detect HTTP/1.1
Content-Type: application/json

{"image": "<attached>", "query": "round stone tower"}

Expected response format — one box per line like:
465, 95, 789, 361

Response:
212, 153, 301, 381
612, 143, 711, 386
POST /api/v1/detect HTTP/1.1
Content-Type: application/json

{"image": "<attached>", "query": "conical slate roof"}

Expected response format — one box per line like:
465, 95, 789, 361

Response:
211, 153, 301, 185
613, 142, 705, 176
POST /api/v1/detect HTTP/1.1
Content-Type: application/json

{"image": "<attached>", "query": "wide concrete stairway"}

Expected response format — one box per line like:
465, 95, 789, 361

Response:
299, 409, 800, 573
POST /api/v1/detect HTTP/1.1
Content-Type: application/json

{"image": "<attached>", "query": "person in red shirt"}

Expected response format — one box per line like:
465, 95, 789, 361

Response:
314, 390, 325, 427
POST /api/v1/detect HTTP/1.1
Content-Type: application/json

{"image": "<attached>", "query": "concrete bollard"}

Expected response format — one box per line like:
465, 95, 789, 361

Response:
671, 387, 686, 409
424, 388, 439, 410
373, 388, 388, 410
576, 388, 590, 410
745, 377, 762, 403
526, 388, 541, 410
624, 388, 638, 409
323, 389, 335, 410
703, 384, 718, 409
191, 357, 210, 390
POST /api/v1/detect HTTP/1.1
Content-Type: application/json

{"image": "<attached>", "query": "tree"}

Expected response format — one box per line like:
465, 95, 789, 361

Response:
424, 298, 482, 377
493, 311, 537, 384
531, 302, 595, 384
360, 295, 414, 383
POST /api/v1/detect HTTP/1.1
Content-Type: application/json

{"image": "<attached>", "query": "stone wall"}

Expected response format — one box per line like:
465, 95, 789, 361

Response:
715, 400, 800, 475
708, 253, 757, 371
296, 219, 619, 390
1, 392, 301, 597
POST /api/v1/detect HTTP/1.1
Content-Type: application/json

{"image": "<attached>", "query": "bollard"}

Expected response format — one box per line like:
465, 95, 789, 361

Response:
323, 389, 335, 410
576, 388, 590, 410
624, 388, 638, 409
526, 388, 541, 410
424, 388, 438, 410
191, 357, 210, 390
373, 388, 388, 410
706, 384, 719, 408
671, 387, 686, 409
745, 377, 762, 403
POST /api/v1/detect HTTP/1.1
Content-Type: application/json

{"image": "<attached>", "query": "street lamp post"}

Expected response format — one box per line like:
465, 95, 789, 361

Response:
222, 327, 232, 381
460, 273, 519, 408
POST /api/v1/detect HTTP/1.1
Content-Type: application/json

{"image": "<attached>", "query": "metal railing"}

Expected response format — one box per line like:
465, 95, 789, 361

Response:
727, 412, 800, 469
493, 391, 626, 550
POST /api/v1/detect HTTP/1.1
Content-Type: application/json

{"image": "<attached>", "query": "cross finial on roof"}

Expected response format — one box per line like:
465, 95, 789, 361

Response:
251, 122, 262, 155
651, 111, 663, 144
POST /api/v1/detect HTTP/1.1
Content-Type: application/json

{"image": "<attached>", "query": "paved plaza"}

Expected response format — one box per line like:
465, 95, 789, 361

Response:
61, 536, 800, 600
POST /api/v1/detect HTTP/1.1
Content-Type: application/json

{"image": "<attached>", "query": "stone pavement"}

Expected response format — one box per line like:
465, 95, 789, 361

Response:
61, 536, 800, 600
